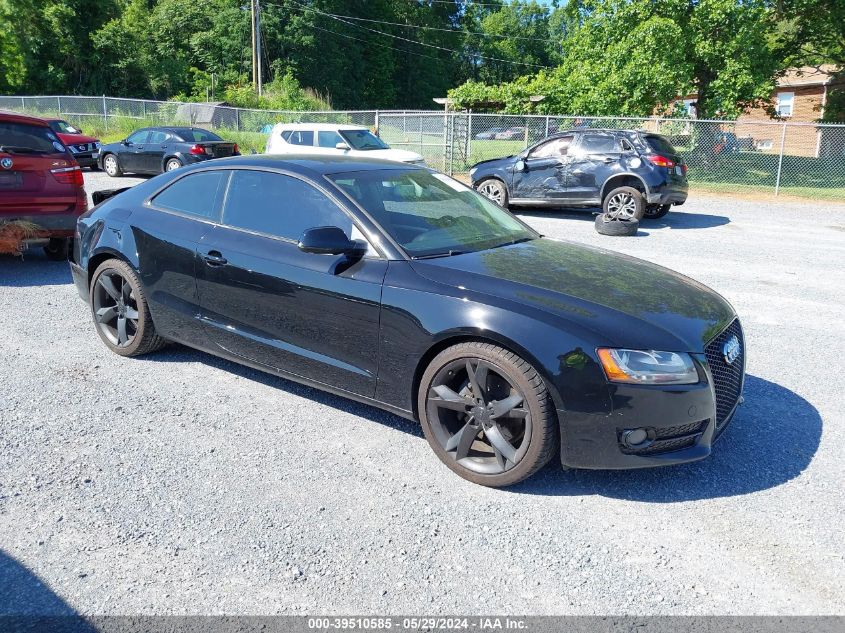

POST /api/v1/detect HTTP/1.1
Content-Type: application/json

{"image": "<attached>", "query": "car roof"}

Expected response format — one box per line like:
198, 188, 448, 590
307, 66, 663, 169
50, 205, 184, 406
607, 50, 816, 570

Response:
272, 123, 369, 132
0, 110, 50, 127
186, 153, 417, 176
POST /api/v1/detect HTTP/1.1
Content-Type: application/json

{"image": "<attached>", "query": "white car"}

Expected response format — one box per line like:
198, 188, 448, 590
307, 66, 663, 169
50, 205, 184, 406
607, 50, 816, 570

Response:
265, 123, 425, 165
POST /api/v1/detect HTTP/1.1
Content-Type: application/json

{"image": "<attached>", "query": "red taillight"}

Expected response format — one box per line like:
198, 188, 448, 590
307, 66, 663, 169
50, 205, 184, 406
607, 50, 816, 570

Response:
51, 165, 84, 186
189, 144, 207, 155
648, 155, 675, 168
682, 164, 688, 176
233, 144, 239, 154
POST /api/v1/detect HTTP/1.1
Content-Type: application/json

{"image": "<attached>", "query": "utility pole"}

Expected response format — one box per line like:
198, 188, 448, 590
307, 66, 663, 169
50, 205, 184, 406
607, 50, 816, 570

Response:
256, 0, 263, 97
251, 0, 257, 92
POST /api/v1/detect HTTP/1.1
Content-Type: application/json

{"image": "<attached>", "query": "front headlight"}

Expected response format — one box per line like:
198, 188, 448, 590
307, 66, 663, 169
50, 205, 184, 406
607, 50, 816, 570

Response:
597, 348, 698, 385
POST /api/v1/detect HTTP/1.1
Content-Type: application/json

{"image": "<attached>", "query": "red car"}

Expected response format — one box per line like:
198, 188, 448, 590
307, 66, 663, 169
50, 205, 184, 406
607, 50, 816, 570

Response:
0, 111, 88, 259
46, 118, 100, 169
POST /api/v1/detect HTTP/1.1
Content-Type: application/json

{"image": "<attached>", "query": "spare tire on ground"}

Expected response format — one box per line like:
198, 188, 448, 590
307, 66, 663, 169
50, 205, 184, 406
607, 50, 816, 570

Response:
594, 213, 639, 236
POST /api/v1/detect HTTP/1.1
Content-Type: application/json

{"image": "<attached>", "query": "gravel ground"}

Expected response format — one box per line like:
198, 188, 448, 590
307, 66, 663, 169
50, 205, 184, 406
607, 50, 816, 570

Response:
1, 170, 844, 616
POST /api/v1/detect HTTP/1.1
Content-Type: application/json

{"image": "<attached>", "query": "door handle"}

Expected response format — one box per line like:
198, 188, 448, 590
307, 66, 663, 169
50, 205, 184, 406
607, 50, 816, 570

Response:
202, 251, 228, 266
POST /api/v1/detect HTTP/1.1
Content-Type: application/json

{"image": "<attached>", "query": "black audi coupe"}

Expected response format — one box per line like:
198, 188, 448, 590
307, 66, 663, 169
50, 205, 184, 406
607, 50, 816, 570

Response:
70, 155, 744, 487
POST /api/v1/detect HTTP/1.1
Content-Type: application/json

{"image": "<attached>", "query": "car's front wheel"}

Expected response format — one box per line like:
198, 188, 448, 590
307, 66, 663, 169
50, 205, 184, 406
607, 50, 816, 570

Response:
89, 259, 166, 357
102, 154, 122, 177
418, 342, 557, 487
476, 179, 509, 208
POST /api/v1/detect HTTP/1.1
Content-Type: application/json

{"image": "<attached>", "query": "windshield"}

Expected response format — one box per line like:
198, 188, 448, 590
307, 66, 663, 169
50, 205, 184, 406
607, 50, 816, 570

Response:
329, 169, 536, 258
49, 120, 81, 134
0, 122, 64, 154
339, 129, 389, 151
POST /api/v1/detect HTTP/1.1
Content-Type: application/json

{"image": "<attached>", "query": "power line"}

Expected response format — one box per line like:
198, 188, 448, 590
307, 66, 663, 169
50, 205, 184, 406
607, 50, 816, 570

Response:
300, 10, 559, 43
283, 0, 554, 68
307, 22, 454, 65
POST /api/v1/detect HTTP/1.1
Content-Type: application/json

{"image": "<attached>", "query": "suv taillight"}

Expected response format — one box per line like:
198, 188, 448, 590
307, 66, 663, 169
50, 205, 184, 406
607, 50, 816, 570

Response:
233, 143, 239, 155
648, 155, 675, 168
51, 165, 84, 186
189, 144, 207, 155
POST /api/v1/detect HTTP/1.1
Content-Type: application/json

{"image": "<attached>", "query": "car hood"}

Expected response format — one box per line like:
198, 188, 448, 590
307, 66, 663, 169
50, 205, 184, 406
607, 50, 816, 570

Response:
410, 238, 735, 352
56, 132, 99, 144
471, 155, 515, 170
360, 148, 424, 163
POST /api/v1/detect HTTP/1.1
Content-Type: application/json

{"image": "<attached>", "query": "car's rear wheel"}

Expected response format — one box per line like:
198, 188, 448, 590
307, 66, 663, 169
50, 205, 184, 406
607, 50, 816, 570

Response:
89, 259, 166, 357
103, 154, 122, 177
418, 342, 557, 487
644, 204, 671, 220
476, 179, 509, 208
603, 186, 645, 221
165, 158, 182, 172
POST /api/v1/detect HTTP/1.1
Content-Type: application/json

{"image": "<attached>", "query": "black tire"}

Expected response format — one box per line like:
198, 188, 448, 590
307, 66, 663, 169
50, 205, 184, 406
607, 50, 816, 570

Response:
43, 238, 69, 261
418, 342, 557, 487
644, 204, 671, 220
102, 153, 123, 177
89, 259, 167, 357
602, 185, 645, 221
476, 178, 509, 208
595, 214, 639, 236
165, 157, 182, 173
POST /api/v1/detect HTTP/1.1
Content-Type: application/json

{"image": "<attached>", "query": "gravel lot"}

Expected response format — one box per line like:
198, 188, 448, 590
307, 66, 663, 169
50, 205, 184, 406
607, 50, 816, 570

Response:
1, 169, 844, 616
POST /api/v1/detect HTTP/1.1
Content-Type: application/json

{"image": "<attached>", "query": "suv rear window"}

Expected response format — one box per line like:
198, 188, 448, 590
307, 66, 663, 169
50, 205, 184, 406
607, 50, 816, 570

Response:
0, 121, 64, 154
643, 134, 677, 156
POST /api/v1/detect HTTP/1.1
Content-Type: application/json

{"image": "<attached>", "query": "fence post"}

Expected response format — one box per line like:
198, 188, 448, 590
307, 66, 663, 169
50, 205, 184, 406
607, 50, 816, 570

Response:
21, 96, 25, 111
57, 96, 62, 115
102, 95, 108, 130
467, 112, 473, 167
236, 108, 240, 131
545, 116, 550, 137
142, 101, 147, 120
375, 109, 380, 134
774, 123, 787, 196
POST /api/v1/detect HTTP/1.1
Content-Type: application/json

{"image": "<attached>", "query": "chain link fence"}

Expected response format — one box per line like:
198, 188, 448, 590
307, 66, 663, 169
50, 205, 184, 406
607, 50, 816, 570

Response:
3, 96, 844, 199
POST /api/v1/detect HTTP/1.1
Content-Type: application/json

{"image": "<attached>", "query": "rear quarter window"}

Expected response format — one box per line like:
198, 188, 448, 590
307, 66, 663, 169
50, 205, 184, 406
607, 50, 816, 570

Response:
151, 170, 229, 221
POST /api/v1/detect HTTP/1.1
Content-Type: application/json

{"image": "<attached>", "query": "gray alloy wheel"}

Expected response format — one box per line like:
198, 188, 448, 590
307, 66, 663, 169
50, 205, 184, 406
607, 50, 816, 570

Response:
418, 342, 557, 487
602, 185, 645, 221
476, 179, 508, 207
644, 204, 671, 220
89, 259, 166, 357
103, 154, 122, 177
165, 158, 182, 172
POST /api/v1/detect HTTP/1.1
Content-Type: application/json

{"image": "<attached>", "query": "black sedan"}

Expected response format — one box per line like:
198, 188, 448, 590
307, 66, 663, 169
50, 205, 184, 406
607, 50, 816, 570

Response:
70, 155, 744, 487
97, 126, 239, 177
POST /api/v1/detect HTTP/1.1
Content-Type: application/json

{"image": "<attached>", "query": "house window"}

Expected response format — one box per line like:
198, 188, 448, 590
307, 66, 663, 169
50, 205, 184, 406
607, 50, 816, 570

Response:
776, 92, 794, 117
683, 99, 697, 118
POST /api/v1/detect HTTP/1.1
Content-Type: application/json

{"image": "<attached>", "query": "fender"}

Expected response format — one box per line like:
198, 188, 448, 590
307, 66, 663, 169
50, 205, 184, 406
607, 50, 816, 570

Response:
600, 172, 650, 200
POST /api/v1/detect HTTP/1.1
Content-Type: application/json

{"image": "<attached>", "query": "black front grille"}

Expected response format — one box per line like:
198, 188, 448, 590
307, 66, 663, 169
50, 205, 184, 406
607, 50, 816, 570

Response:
704, 319, 745, 427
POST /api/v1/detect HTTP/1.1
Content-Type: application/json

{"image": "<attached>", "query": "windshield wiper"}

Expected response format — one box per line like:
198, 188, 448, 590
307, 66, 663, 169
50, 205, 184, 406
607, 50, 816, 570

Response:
413, 250, 465, 260
489, 236, 535, 250
0, 145, 45, 154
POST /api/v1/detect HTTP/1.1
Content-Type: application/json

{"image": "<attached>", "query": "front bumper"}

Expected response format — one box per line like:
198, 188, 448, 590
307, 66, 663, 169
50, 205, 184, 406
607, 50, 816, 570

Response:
71, 153, 97, 168
559, 361, 740, 469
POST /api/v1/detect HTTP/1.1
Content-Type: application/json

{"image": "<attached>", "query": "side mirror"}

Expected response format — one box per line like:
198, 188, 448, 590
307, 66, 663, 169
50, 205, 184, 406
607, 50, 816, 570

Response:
335, 142, 350, 151
515, 160, 527, 172
122, 140, 131, 146
298, 226, 367, 257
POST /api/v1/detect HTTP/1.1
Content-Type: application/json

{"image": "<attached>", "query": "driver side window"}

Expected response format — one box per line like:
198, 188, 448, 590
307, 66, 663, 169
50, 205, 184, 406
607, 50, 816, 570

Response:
529, 135, 574, 159
127, 130, 149, 144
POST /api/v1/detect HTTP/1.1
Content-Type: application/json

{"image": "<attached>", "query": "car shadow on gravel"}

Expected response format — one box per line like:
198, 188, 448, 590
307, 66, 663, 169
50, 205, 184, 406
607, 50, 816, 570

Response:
145, 345, 425, 438
513, 375, 821, 501
0, 253, 72, 287
513, 207, 730, 230
0, 550, 96, 631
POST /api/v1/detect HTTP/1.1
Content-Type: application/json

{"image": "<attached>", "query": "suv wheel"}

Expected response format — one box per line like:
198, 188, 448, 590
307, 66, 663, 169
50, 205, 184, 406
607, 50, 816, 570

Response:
476, 179, 509, 207
418, 342, 557, 487
43, 238, 69, 261
644, 204, 671, 220
603, 186, 645, 221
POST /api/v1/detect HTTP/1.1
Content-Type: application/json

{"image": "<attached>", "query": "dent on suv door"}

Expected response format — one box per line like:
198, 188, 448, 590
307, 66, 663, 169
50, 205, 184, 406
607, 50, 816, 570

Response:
566, 133, 623, 202
511, 135, 574, 202
195, 169, 387, 397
